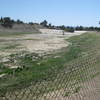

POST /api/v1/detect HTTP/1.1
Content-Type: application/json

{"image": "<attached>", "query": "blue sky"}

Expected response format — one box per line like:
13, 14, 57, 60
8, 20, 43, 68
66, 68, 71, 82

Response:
0, 0, 100, 26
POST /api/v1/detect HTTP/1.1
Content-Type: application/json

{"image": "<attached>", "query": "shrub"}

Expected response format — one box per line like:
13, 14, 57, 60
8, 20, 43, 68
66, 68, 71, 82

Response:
64, 27, 74, 33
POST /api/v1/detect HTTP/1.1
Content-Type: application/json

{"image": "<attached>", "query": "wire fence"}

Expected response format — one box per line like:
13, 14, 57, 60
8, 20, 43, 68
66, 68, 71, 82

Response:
0, 49, 100, 100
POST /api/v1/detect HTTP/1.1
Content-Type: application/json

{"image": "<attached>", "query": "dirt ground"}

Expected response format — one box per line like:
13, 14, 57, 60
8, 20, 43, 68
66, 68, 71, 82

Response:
0, 29, 86, 57
39, 75, 100, 100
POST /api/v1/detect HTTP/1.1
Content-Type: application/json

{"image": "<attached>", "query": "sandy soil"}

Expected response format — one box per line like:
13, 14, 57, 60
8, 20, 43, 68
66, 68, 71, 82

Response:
0, 29, 86, 56
21, 29, 86, 53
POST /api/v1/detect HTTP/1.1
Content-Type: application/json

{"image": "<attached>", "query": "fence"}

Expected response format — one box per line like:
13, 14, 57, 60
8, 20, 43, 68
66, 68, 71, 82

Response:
0, 48, 100, 100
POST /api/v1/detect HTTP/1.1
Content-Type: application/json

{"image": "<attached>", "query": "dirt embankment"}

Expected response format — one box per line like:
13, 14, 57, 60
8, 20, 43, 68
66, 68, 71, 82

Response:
0, 24, 40, 33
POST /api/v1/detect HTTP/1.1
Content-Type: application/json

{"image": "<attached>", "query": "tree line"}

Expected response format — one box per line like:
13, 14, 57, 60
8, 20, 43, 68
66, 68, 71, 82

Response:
0, 17, 24, 28
0, 17, 100, 32
40, 20, 100, 32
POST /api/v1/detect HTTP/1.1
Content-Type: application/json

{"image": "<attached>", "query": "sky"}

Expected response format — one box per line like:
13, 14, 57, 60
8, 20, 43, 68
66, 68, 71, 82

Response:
0, 0, 100, 26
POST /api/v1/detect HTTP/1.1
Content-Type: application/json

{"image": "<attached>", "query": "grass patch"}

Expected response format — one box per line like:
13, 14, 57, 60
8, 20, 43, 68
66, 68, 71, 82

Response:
0, 32, 35, 37
0, 44, 20, 52
3, 44, 20, 49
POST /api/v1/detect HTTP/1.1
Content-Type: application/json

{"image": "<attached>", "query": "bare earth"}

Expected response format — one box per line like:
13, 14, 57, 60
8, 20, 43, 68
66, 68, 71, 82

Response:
40, 75, 100, 100
0, 29, 86, 56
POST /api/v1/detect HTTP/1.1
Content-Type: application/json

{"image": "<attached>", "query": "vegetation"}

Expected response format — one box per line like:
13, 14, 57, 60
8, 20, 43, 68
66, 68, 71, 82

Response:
65, 27, 74, 33
39, 20, 100, 32
0, 17, 100, 32
75, 26, 100, 31
40, 20, 48, 27
0, 32, 33, 37
0, 17, 24, 28
0, 17, 14, 28
0, 17, 100, 99
0, 32, 100, 96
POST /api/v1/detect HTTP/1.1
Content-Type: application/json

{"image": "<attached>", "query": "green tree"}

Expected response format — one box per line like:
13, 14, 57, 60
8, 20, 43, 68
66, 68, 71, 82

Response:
65, 27, 74, 33
16, 19, 24, 24
0, 17, 13, 28
40, 20, 48, 27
